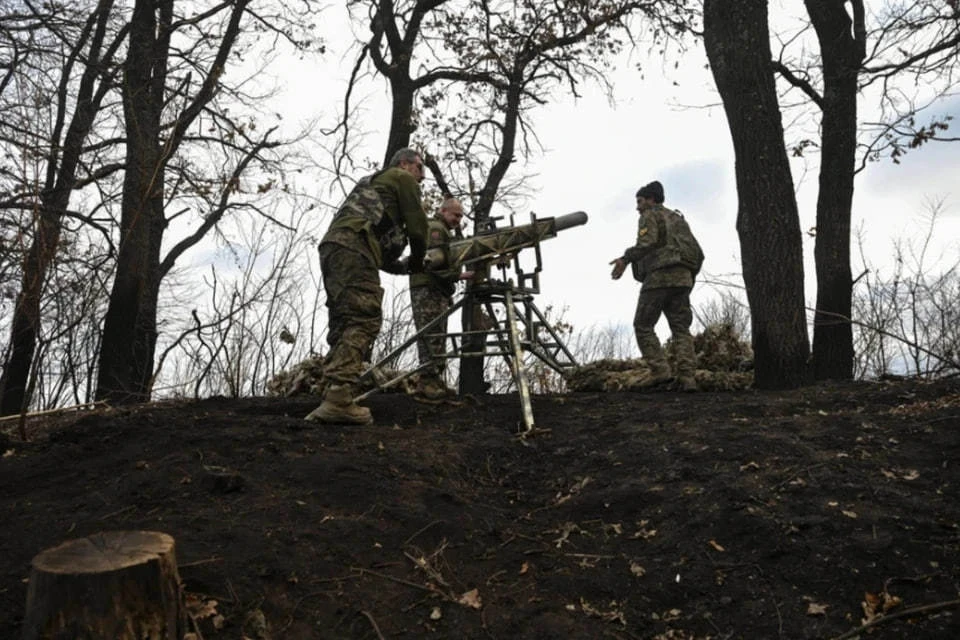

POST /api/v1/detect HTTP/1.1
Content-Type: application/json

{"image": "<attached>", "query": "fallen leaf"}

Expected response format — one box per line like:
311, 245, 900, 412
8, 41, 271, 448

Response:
430, 606, 442, 620
708, 539, 725, 552
458, 588, 482, 609
739, 461, 760, 471
841, 510, 858, 519
519, 562, 529, 575
629, 562, 646, 577
184, 595, 219, 620
631, 520, 657, 540
806, 602, 829, 616
901, 469, 919, 480
862, 589, 902, 624
580, 598, 627, 625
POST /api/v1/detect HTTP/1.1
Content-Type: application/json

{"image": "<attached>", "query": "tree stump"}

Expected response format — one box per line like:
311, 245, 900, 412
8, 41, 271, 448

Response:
22, 530, 185, 640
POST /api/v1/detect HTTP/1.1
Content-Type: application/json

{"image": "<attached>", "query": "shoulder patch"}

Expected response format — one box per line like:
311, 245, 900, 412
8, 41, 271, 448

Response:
638, 228, 649, 236
430, 229, 444, 242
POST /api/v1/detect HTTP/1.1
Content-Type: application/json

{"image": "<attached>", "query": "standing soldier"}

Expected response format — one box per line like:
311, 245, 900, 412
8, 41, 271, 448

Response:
409, 197, 474, 399
609, 180, 704, 391
306, 148, 428, 424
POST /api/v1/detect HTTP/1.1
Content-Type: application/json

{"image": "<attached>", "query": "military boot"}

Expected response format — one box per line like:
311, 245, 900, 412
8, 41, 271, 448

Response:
305, 384, 373, 425
638, 361, 672, 388
416, 375, 452, 401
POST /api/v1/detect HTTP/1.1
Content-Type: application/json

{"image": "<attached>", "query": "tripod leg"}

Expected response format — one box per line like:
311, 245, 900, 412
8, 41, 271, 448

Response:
504, 287, 535, 434
357, 297, 466, 394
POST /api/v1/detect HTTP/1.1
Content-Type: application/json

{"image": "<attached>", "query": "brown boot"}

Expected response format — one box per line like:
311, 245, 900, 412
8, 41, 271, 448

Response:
639, 361, 672, 388
416, 376, 452, 401
305, 384, 372, 425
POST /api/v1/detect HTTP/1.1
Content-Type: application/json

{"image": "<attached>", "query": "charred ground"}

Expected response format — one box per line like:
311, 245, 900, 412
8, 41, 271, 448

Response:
2, 379, 959, 639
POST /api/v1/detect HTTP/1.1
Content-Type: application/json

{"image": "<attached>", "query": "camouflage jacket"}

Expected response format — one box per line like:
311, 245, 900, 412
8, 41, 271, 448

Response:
409, 216, 459, 297
622, 203, 696, 290
321, 167, 428, 271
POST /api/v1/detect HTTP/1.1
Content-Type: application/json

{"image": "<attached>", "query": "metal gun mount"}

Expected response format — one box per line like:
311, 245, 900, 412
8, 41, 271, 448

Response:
358, 211, 589, 439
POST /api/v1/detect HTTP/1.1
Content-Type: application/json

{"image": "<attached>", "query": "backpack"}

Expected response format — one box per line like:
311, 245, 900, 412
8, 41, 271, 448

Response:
663, 209, 704, 275
631, 206, 704, 281
333, 173, 407, 264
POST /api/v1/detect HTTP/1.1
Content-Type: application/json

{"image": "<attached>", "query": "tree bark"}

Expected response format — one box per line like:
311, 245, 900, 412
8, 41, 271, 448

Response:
805, 0, 865, 381
95, 0, 249, 404
0, 0, 117, 415
703, 0, 811, 389
95, 0, 171, 404
22, 530, 185, 640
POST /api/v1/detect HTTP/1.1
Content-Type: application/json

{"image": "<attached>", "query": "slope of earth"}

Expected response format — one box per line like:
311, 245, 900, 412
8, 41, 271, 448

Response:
1, 379, 959, 640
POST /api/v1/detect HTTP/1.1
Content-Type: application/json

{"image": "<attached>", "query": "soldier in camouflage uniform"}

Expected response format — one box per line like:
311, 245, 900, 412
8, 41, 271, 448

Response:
306, 148, 429, 424
409, 198, 474, 399
609, 181, 703, 391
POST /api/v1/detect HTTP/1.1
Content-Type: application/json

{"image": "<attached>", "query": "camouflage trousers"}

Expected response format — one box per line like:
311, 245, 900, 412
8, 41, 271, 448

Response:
319, 242, 383, 389
634, 286, 696, 377
410, 286, 452, 380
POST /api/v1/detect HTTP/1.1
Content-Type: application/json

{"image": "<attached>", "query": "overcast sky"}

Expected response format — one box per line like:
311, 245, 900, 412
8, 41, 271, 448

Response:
273, 5, 959, 354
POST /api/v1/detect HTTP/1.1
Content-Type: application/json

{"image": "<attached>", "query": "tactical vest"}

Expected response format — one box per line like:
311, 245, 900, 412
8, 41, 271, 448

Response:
332, 173, 408, 264
632, 206, 704, 282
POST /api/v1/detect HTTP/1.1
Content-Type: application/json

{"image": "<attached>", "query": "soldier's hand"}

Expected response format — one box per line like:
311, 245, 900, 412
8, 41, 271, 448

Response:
610, 258, 626, 280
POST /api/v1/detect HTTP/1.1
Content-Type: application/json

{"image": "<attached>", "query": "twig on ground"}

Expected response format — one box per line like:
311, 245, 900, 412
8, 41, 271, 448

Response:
359, 610, 386, 640
0, 401, 108, 423
352, 567, 449, 599
178, 556, 223, 569
827, 598, 960, 640
404, 519, 443, 545
769, 462, 830, 492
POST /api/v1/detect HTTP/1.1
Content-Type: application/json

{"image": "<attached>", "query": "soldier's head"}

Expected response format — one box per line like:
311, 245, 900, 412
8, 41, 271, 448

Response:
636, 180, 664, 211
438, 197, 465, 230
389, 147, 425, 184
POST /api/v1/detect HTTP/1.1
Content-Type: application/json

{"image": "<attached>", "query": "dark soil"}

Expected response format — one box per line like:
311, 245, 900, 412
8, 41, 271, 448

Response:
2, 379, 959, 639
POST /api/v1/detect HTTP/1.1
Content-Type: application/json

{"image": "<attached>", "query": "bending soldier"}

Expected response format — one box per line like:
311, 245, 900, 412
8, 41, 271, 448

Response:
609, 180, 703, 391
409, 197, 474, 399
306, 148, 429, 424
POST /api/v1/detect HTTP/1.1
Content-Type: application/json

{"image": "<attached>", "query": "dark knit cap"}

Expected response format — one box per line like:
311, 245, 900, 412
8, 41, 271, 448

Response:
636, 181, 664, 203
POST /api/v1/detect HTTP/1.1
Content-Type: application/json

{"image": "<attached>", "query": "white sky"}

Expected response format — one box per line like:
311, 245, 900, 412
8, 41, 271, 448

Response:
273, 5, 959, 355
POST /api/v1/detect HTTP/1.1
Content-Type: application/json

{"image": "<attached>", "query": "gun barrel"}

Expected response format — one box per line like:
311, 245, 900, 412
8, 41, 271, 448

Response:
423, 211, 589, 271
554, 211, 588, 233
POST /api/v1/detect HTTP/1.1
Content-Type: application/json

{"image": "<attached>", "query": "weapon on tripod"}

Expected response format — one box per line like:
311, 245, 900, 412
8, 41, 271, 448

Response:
360, 211, 589, 438
424, 211, 588, 271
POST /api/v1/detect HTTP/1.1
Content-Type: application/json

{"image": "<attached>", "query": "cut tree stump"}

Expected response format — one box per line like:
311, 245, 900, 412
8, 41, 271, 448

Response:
22, 530, 185, 640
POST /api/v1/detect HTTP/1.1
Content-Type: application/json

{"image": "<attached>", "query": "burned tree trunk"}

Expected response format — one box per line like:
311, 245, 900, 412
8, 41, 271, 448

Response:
806, 0, 865, 381
703, 0, 812, 389
22, 530, 185, 640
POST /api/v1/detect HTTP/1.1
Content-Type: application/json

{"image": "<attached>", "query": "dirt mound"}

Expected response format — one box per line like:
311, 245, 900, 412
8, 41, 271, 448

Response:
2, 378, 959, 639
